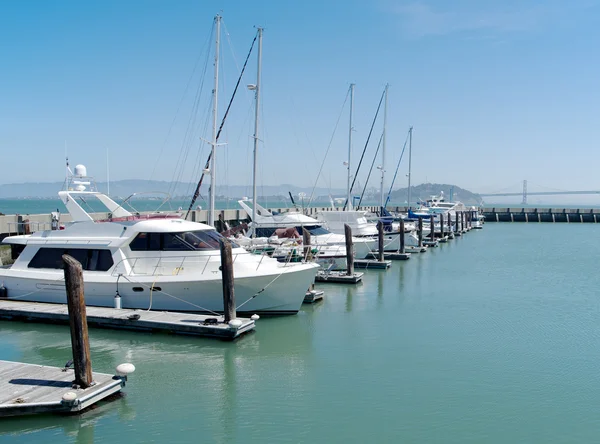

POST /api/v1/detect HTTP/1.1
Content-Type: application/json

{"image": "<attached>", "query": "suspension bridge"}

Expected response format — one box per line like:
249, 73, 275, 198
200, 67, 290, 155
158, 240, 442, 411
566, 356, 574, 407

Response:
478, 180, 600, 204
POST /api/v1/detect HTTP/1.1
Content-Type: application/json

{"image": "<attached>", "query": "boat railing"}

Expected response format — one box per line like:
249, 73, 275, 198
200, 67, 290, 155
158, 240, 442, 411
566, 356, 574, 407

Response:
110, 251, 277, 277
6, 221, 53, 236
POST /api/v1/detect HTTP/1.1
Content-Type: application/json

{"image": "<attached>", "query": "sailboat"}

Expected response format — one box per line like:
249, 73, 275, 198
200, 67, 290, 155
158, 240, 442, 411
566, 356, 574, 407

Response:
0, 17, 319, 316
232, 30, 376, 267
316, 85, 420, 251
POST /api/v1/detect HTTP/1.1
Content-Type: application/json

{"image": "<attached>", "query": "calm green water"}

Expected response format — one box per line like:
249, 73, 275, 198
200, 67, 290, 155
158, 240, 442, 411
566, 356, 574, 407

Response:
2, 224, 600, 443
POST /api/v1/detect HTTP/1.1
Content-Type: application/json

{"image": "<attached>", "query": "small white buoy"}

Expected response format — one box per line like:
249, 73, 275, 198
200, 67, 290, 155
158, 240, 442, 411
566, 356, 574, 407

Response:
228, 319, 243, 329
116, 363, 136, 376
114, 294, 121, 310
62, 391, 77, 402
250, 314, 260, 321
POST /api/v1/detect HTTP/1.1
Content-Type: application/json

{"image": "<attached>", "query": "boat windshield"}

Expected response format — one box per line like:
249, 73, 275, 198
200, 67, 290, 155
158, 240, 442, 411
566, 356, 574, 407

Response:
130, 230, 239, 251
299, 225, 330, 235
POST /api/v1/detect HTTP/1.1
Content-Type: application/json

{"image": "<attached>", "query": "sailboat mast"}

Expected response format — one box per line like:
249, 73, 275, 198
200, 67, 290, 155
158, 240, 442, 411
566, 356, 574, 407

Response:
407, 126, 413, 209
106, 147, 110, 196
251, 27, 263, 236
347, 83, 355, 210
380, 84, 388, 208
208, 15, 221, 227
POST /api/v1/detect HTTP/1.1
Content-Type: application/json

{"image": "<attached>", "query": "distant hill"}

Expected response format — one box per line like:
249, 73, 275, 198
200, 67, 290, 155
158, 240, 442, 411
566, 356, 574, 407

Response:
0, 179, 345, 200
388, 183, 482, 205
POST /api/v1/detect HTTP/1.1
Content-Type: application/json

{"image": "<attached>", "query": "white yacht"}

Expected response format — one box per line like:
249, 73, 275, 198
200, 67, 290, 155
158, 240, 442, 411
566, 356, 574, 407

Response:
0, 166, 319, 315
236, 200, 376, 264
316, 207, 420, 251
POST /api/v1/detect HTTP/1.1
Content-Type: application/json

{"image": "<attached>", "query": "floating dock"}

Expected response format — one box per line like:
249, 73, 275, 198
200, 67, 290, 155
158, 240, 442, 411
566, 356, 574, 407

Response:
315, 271, 363, 284
405, 246, 427, 253
0, 360, 127, 417
423, 240, 439, 247
365, 252, 411, 261
0, 300, 255, 340
354, 259, 392, 269
304, 289, 324, 303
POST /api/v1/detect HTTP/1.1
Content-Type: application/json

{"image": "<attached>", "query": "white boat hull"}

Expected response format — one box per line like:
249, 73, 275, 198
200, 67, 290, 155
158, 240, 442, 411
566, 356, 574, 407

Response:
0, 263, 319, 315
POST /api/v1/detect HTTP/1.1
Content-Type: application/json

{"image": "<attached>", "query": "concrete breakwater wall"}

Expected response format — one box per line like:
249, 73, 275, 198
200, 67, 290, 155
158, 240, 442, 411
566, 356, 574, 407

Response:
482, 208, 600, 223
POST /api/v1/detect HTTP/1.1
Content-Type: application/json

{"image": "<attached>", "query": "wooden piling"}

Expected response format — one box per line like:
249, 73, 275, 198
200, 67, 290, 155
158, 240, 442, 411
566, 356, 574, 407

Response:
399, 219, 405, 254
220, 239, 236, 323
455, 211, 459, 233
418, 217, 423, 248
430, 215, 435, 242
302, 227, 312, 261
377, 221, 384, 261
344, 224, 354, 276
62, 254, 93, 389
440, 213, 445, 237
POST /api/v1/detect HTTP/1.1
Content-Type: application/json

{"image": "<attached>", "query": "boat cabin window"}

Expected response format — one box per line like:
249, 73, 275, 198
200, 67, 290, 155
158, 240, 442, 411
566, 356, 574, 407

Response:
129, 230, 238, 251
28, 248, 114, 271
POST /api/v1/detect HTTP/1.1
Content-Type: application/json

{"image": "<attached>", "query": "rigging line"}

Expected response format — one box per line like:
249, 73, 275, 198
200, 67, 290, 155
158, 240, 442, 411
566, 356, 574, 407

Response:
186, 30, 259, 218
185, 88, 215, 201
120, 274, 223, 316
235, 253, 297, 311
169, 49, 213, 197
384, 130, 410, 207
344, 88, 386, 210
4, 274, 66, 300
307, 87, 351, 204
152, 24, 214, 183
358, 132, 384, 207
222, 19, 254, 109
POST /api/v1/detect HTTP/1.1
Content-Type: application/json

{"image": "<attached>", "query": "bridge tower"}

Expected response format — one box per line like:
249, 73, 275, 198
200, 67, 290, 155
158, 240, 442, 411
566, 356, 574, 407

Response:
522, 180, 527, 205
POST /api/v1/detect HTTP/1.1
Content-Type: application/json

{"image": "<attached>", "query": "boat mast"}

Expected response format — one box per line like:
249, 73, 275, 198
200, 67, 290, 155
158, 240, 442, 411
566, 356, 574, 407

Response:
251, 27, 263, 236
379, 84, 388, 208
407, 126, 413, 209
347, 83, 355, 210
208, 15, 221, 227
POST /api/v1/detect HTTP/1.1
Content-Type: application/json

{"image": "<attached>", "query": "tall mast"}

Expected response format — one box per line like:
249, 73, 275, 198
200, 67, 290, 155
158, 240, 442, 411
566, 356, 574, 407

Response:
106, 147, 110, 196
347, 83, 355, 210
251, 27, 263, 235
208, 15, 221, 227
380, 84, 389, 208
407, 126, 413, 209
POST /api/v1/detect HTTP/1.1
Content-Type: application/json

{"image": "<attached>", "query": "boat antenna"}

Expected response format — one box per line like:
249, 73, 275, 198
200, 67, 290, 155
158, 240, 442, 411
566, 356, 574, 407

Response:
185, 25, 258, 220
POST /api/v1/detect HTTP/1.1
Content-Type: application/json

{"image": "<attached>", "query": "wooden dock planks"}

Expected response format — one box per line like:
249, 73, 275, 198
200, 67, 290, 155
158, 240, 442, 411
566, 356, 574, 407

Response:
0, 360, 124, 417
0, 300, 255, 340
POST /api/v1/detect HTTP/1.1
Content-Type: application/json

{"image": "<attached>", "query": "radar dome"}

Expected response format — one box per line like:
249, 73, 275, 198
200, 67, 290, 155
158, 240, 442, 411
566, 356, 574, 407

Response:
74, 164, 87, 177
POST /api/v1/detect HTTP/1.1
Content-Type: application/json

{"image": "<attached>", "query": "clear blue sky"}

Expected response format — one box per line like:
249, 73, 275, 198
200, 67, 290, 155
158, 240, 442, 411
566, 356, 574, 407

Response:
1, 0, 599, 200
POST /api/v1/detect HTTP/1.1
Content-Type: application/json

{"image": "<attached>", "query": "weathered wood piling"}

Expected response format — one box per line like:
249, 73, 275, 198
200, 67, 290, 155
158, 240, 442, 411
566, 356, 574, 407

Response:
377, 221, 384, 262
63, 254, 93, 389
399, 219, 405, 254
345, 223, 354, 276
219, 239, 236, 324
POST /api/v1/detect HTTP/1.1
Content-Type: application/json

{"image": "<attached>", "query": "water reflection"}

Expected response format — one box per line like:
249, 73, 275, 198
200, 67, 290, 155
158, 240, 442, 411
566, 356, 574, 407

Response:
0, 316, 315, 441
